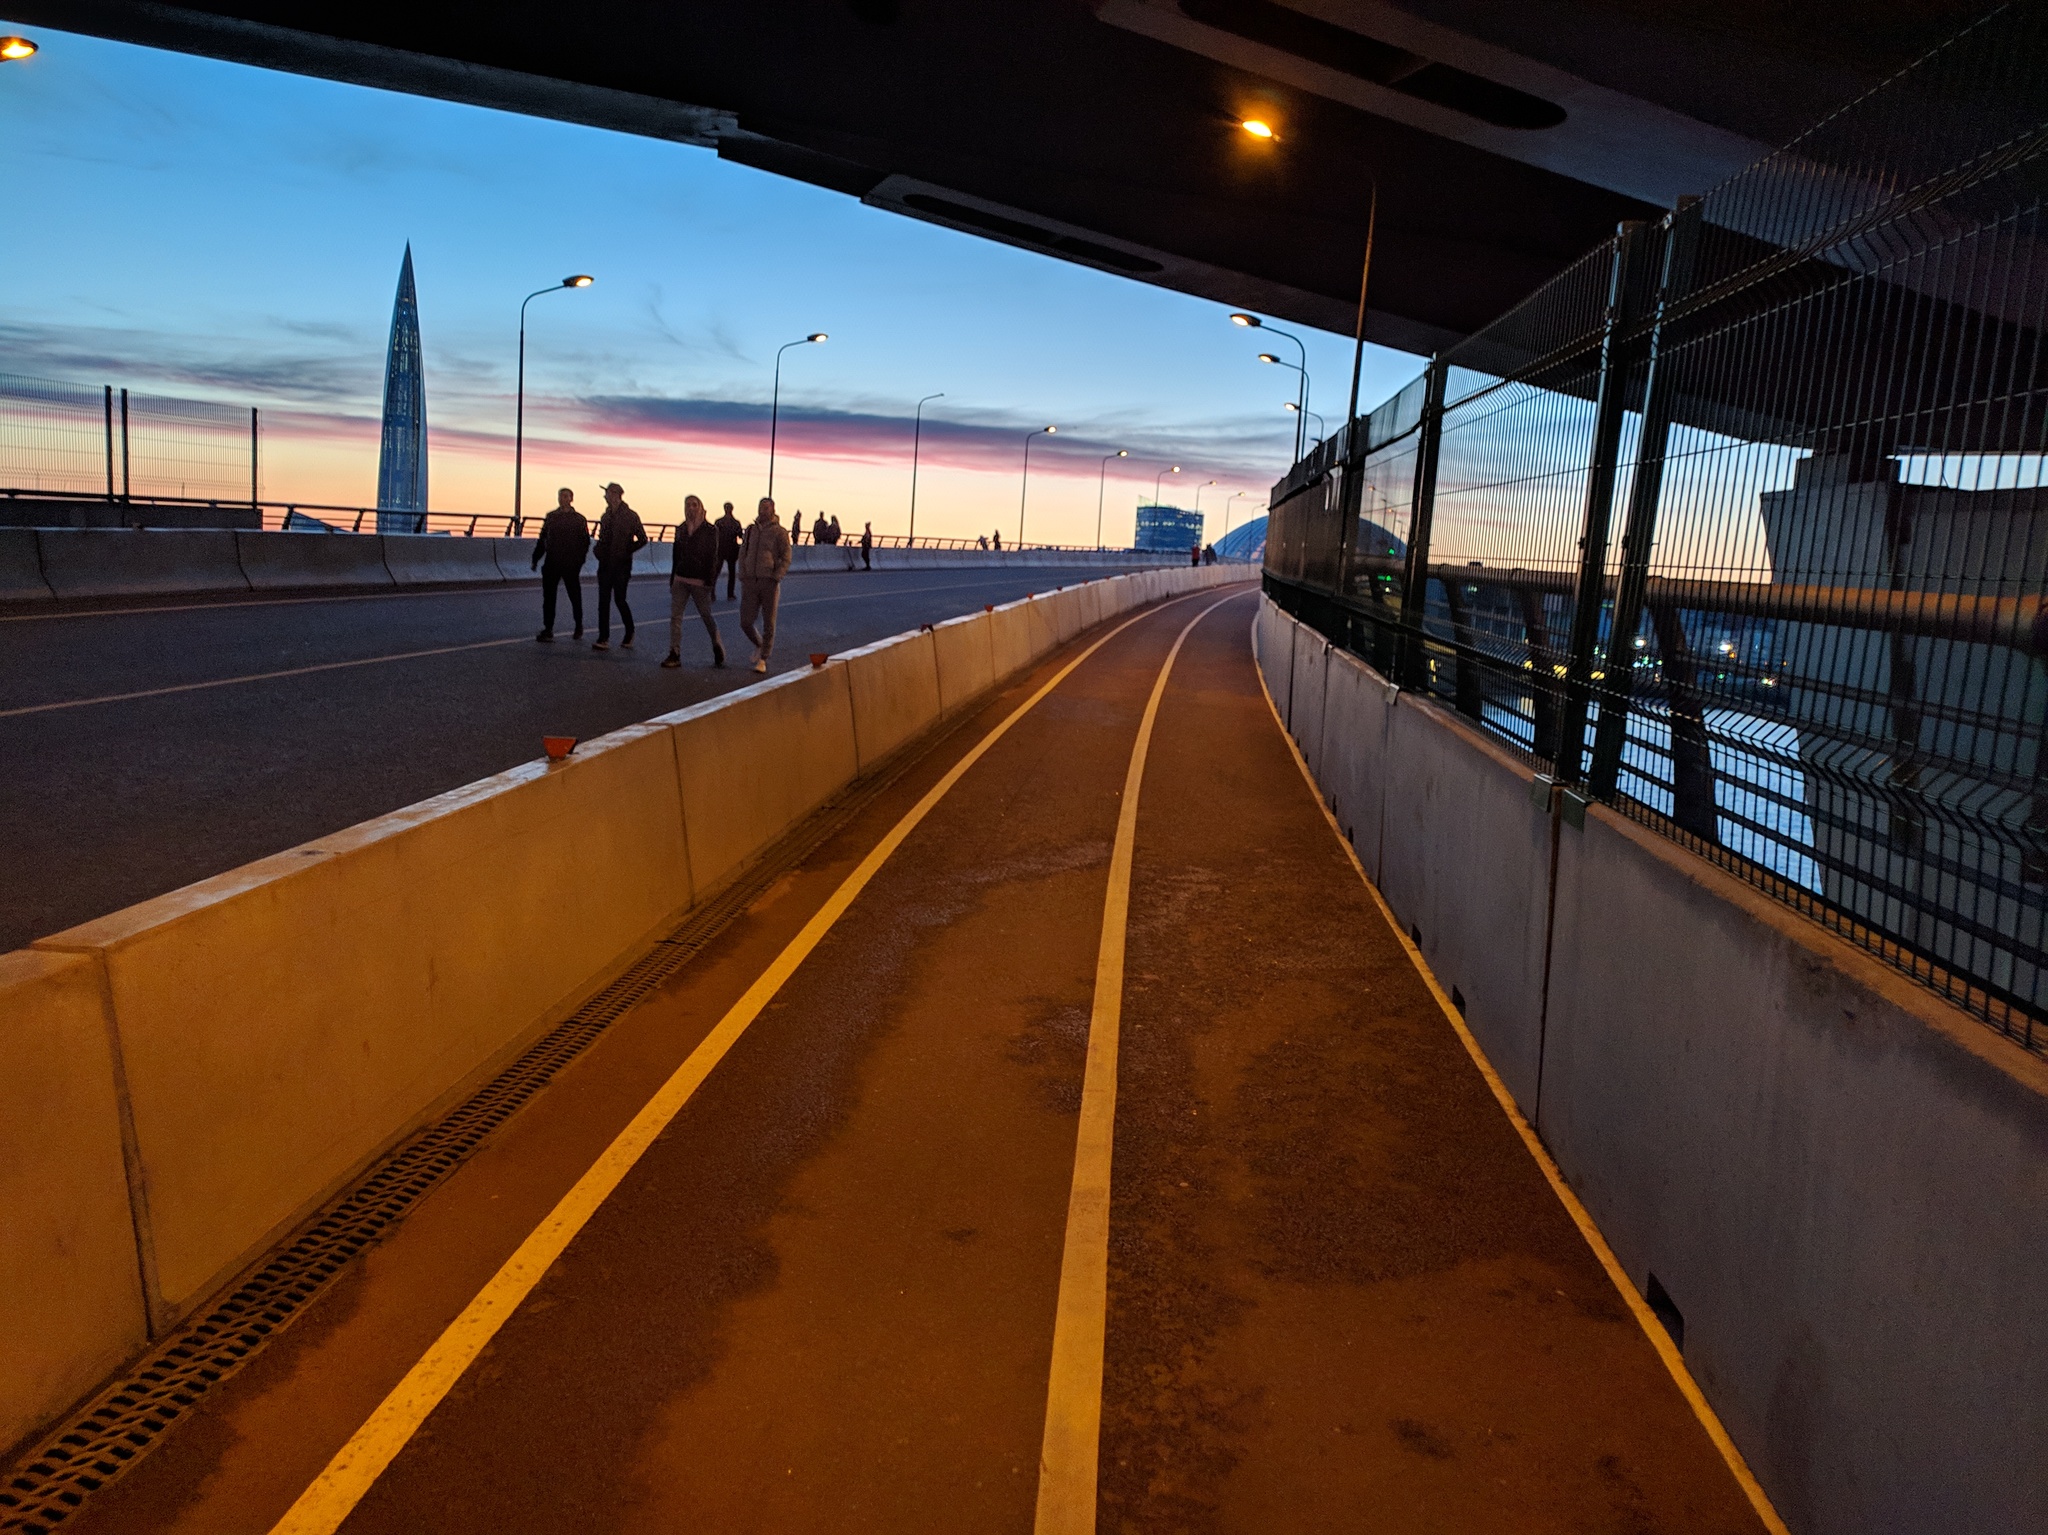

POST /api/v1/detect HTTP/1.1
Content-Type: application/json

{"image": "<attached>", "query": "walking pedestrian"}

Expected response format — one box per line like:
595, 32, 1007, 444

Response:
663, 494, 726, 669
591, 482, 647, 650
1190, 542, 1201, 567
992, 529, 1003, 551
739, 495, 792, 673
715, 500, 743, 598
531, 487, 589, 641
860, 520, 873, 570
791, 510, 805, 546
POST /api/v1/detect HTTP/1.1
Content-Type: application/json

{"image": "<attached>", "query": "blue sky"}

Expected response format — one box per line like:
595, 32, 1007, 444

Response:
0, 20, 1423, 543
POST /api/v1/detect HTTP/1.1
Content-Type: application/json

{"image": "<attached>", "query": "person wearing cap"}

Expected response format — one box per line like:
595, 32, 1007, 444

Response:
530, 486, 589, 641
591, 481, 648, 651
663, 494, 726, 669
738, 496, 792, 673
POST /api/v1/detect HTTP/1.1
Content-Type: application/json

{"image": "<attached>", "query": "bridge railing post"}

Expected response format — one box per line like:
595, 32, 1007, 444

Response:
1396, 356, 1447, 692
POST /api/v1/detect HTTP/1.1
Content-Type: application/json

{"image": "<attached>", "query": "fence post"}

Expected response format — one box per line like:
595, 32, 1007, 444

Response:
250, 407, 259, 509
1396, 356, 1447, 691
1555, 224, 1654, 785
103, 385, 115, 501
1590, 200, 1706, 815
119, 389, 130, 501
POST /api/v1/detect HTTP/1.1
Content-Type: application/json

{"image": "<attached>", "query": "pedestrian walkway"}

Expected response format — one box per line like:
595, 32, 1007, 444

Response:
61, 585, 1770, 1535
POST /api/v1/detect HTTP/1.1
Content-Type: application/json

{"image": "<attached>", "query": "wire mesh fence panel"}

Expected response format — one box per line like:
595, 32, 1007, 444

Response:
1264, 0, 2048, 1050
0, 374, 110, 495
125, 393, 251, 502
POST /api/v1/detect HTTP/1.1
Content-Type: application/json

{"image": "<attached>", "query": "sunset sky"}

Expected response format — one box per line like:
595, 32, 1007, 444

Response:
0, 20, 1423, 546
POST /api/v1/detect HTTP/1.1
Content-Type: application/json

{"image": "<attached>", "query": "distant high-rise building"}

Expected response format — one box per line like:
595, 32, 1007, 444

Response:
1134, 503, 1202, 552
376, 244, 427, 532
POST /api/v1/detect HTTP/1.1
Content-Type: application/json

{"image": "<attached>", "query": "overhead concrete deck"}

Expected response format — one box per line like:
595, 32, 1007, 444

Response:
55, 586, 1768, 1534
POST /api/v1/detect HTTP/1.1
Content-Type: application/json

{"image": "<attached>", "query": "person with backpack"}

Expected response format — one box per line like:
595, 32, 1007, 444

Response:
663, 494, 726, 669
715, 500, 744, 599
591, 482, 648, 650
738, 496, 793, 673
531, 487, 590, 641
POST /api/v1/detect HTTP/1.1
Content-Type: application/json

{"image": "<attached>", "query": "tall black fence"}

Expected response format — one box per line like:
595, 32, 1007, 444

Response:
1266, 0, 2048, 1051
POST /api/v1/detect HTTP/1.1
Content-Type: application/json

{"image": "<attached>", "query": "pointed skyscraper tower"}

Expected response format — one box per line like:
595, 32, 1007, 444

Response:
376, 245, 428, 532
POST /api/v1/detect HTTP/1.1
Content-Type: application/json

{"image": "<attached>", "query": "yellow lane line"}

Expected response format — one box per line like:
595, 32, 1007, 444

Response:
264, 589, 1212, 1535
1032, 588, 1250, 1535
1247, 610, 1792, 1535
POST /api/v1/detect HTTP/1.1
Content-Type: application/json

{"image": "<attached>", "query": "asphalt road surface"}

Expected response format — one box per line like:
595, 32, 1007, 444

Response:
0, 566, 1149, 952
57, 585, 1767, 1535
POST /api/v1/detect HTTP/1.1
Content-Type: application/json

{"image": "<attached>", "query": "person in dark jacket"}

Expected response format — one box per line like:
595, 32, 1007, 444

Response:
591, 482, 648, 650
714, 501, 743, 599
860, 520, 873, 570
663, 494, 726, 669
531, 487, 590, 641
791, 510, 805, 546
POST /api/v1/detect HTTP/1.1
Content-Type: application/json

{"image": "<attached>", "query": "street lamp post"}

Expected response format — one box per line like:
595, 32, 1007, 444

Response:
1194, 479, 1218, 545
1018, 425, 1056, 548
1224, 490, 1249, 543
1232, 312, 1309, 458
514, 274, 593, 534
1096, 448, 1128, 551
1233, 117, 1378, 445
1285, 401, 1328, 444
908, 391, 944, 545
1153, 464, 1180, 506
768, 333, 828, 501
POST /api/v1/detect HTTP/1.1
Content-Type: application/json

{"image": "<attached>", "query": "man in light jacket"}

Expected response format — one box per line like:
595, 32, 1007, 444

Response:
663, 495, 726, 669
738, 496, 792, 674
591, 481, 648, 650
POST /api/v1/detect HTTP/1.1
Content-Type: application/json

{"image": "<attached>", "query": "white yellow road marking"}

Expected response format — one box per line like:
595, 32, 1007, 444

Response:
264, 589, 1214, 1535
1032, 589, 1250, 1535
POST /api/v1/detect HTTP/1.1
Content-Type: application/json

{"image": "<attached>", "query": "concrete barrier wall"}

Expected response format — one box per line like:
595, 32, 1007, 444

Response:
660, 666, 861, 899
1314, 647, 1395, 882
1, 528, 1196, 606
841, 630, 944, 773
37, 529, 250, 600
1256, 594, 2048, 1535
36, 721, 694, 1322
0, 565, 1235, 1456
0, 529, 53, 602
989, 599, 1037, 680
0, 951, 149, 1461
237, 531, 393, 591
930, 612, 996, 716
381, 533, 509, 586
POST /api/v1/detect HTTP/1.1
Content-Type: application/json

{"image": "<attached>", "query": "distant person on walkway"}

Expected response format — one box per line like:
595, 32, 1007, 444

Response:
739, 496, 793, 673
828, 514, 844, 545
791, 510, 805, 546
1203, 543, 1217, 565
531, 487, 590, 641
977, 534, 988, 551
591, 482, 648, 650
1190, 542, 1201, 567
715, 501, 743, 598
860, 521, 873, 570
663, 494, 726, 670
992, 529, 1003, 552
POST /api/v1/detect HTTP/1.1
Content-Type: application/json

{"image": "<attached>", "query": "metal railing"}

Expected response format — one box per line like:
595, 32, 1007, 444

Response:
0, 488, 1153, 554
1266, 0, 2048, 1051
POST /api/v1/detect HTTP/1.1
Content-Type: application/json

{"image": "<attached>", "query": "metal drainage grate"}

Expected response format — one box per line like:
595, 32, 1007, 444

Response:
0, 715, 961, 1533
